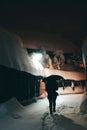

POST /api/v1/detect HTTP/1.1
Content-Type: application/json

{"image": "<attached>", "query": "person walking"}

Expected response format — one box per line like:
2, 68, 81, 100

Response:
43, 76, 58, 115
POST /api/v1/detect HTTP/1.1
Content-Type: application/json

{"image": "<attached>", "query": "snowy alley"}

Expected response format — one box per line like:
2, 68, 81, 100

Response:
0, 28, 87, 130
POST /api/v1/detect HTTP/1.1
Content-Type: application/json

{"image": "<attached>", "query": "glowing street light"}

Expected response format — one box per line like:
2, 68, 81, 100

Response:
31, 52, 43, 62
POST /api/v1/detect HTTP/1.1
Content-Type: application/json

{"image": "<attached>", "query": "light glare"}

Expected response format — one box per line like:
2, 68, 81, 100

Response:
32, 53, 43, 61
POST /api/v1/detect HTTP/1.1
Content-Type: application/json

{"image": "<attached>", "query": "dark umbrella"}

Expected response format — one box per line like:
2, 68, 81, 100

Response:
43, 75, 65, 89
43, 75, 64, 82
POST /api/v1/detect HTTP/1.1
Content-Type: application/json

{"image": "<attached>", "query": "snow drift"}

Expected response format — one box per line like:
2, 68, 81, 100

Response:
0, 28, 44, 76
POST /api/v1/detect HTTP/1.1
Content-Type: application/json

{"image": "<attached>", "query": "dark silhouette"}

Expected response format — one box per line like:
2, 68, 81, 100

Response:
43, 75, 64, 114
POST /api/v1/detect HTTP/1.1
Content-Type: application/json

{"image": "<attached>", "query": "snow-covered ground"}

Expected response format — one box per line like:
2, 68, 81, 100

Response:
0, 93, 87, 130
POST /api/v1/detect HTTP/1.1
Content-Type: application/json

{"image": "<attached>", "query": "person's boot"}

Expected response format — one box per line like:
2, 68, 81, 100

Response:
53, 108, 56, 112
50, 109, 53, 115
49, 106, 53, 115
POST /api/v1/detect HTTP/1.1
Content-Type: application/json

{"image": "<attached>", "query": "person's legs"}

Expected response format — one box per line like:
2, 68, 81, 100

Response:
53, 96, 57, 112
48, 94, 57, 114
48, 98, 53, 114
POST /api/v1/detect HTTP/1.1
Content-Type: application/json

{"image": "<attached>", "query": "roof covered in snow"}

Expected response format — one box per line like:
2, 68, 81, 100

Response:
0, 28, 44, 76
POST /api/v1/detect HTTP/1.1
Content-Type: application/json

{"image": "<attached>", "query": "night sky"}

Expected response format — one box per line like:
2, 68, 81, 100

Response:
0, 2, 87, 45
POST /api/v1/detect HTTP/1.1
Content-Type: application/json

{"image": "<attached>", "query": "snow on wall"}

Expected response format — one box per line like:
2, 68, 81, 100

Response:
0, 28, 44, 76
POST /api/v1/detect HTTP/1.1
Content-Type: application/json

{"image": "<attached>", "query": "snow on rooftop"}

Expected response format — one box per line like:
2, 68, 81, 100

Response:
0, 28, 44, 76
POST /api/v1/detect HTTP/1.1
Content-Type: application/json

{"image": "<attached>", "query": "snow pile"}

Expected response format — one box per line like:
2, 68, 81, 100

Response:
0, 98, 24, 118
0, 28, 44, 76
80, 92, 87, 114
0, 105, 8, 117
